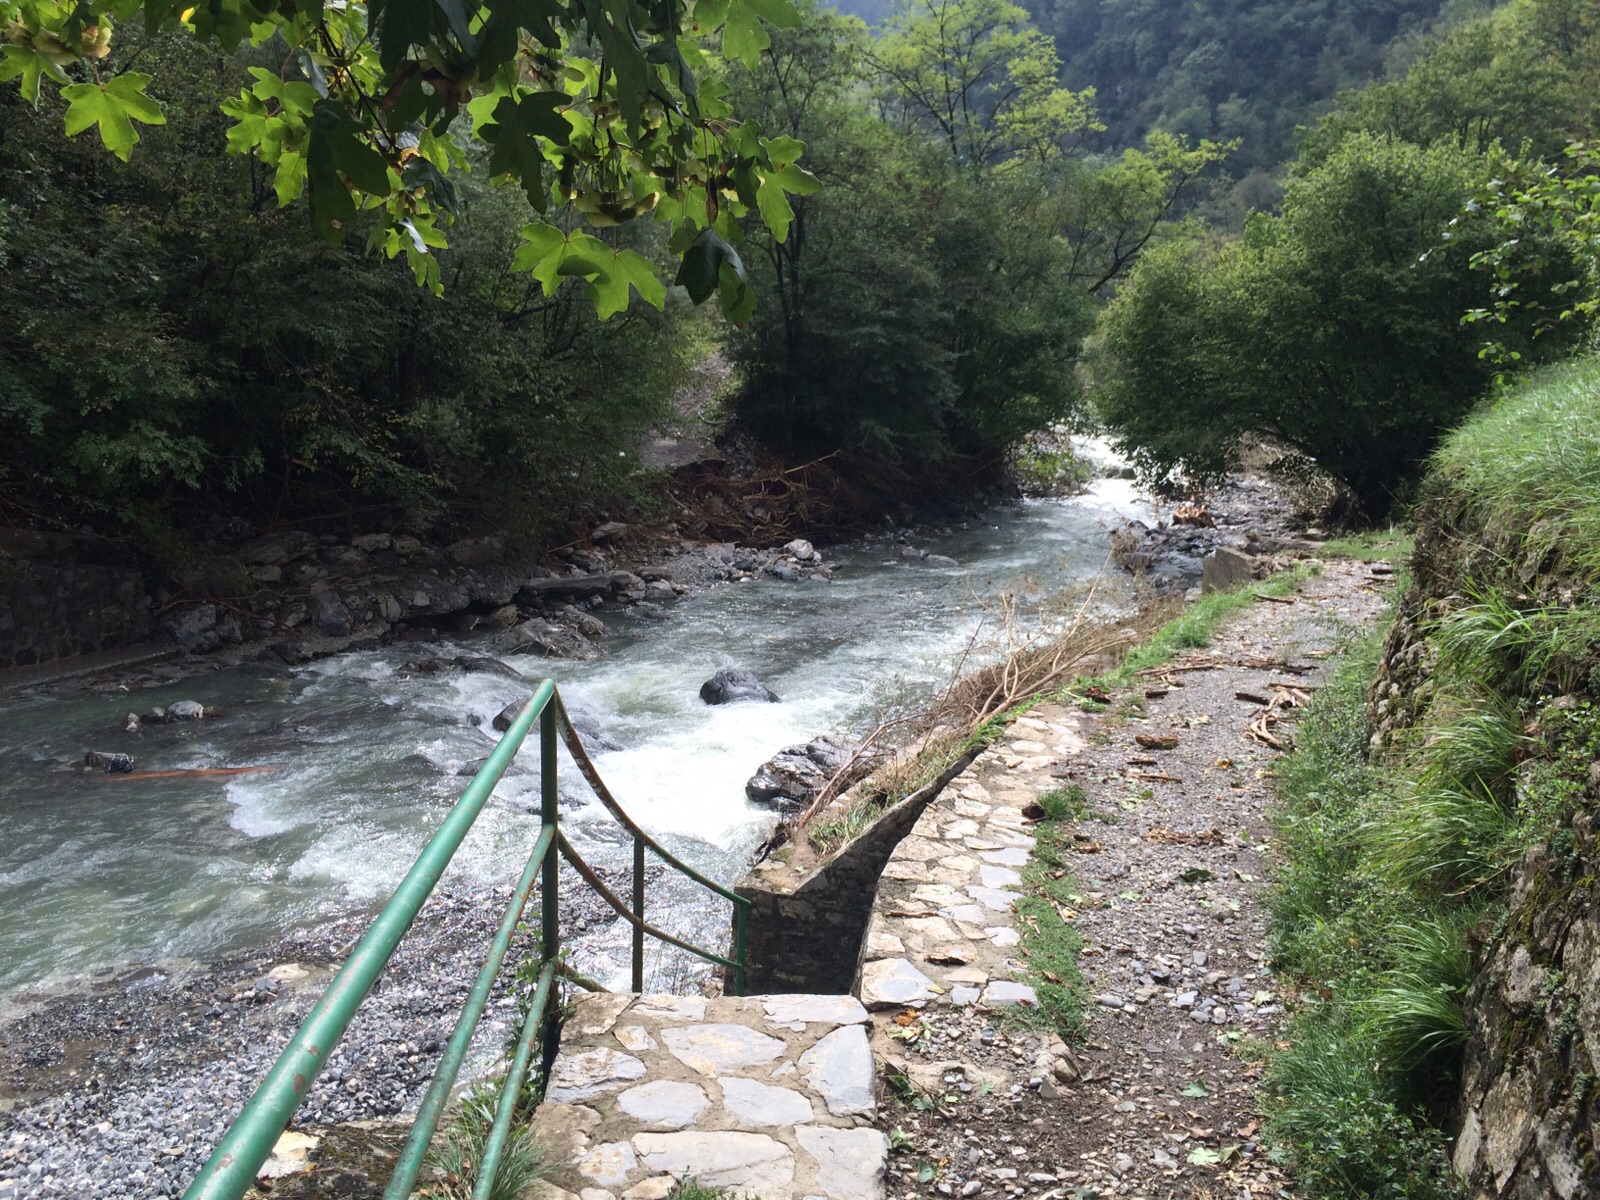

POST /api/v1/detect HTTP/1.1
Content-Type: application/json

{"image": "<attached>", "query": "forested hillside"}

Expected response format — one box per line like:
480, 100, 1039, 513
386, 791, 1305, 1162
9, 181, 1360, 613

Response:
1094, 0, 1600, 518
827, 0, 1473, 171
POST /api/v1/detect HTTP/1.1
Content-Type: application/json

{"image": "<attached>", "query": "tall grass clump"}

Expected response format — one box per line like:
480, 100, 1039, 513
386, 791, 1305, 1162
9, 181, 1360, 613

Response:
1426, 357, 1600, 587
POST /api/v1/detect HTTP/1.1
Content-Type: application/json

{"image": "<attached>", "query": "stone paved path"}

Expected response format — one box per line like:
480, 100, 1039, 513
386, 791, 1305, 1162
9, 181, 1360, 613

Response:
532, 992, 888, 1200
855, 701, 1085, 1016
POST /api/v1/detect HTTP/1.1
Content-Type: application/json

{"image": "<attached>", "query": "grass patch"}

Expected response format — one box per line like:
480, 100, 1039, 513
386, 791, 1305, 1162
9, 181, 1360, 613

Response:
420, 1088, 547, 1200
1320, 526, 1414, 561
1426, 356, 1600, 589
1014, 801, 1088, 1036
1264, 599, 1599, 1199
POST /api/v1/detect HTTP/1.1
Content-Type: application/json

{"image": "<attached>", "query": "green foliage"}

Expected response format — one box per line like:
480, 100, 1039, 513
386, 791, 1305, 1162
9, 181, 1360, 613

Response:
1094, 134, 1562, 519
421, 1088, 547, 1200
1263, 629, 1468, 1200
870, 0, 1101, 168
1264, 1012, 1460, 1200
1465, 143, 1600, 363
1319, 528, 1415, 562
0, 36, 693, 545
726, 5, 1096, 495
665, 1180, 743, 1200
1304, 0, 1600, 168
1015, 816, 1086, 1036
1102, 567, 1309, 685
1264, 394, 1600, 1197
1035, 784, 1087, 821
1, 0, 816, 316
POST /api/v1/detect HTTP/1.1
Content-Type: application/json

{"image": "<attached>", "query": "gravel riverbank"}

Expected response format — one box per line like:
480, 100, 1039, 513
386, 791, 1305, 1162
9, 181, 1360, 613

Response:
0, 868, 629, 1199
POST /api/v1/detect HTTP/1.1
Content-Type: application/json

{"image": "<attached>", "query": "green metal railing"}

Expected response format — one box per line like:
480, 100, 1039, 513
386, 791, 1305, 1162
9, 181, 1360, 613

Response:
183, 678, 750, 1200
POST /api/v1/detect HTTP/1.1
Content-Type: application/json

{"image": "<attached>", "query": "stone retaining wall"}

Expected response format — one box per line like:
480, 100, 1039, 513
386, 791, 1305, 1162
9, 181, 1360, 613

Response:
734, 753, 976, 995
0, 555, 156, 673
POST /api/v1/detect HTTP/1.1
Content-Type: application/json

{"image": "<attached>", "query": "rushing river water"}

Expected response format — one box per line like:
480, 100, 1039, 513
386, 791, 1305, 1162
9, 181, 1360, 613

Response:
0, 475, 1155, 999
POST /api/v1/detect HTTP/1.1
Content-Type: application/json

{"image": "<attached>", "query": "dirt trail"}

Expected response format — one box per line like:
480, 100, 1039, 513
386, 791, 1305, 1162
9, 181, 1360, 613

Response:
873, 559, 1391, 1200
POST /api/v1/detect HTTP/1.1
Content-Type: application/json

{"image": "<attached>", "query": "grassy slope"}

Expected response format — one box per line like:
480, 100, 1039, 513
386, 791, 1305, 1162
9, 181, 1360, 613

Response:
1263, 357, 1600, 1200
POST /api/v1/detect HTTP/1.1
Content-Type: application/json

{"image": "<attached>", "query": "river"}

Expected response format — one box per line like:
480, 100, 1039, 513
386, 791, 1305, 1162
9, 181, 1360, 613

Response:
0, 474, 1155, 1002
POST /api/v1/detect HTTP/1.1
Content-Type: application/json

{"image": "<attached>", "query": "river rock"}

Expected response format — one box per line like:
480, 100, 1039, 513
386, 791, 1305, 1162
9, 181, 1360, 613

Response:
84, 751, 134, 774
453, 655, 528, 681
238, 530, 318, 566
745, 736, 850, 807
700, 669, 780, 705
924, 554, 960, 568
480, 604, 520, 631
1201, 546, 1257, 593
164, 604, 221, 654
447, 534, 506, 567
166, 700, 205, 721
492, 699, 529, 732
593, 521, 629, 542
783, 538, 816, 562
516, 573, 625, 604
494, 619, 601, 660
312, 591, 353, 636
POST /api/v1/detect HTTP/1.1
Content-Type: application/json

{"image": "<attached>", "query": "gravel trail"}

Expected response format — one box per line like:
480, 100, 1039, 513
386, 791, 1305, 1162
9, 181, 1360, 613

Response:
875, 559, 1391, 1200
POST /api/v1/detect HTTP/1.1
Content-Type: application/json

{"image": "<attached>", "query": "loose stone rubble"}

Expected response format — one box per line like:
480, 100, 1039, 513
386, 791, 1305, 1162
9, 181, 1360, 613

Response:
532, 991, 888, 1200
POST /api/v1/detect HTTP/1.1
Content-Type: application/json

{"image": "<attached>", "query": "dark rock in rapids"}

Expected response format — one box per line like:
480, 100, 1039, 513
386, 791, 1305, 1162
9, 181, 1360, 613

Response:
700, 668, 780, 705
746, 736, 851, 807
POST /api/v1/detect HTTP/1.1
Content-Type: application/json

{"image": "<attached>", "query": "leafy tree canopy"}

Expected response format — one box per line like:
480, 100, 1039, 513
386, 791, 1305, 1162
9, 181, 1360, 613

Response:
1093, 135, 1575, 519
1, 0, 818, 315
869, 0, 1099, 168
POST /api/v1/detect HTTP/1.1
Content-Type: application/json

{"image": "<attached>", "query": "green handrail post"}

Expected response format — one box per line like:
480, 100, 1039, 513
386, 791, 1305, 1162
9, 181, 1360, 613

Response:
541, 703, 559, 965
631, 835, 645, 992
733, 897, 748, 997
182, 680, 555, 1200
381, 822, 556, 1200
471, 959, 557, 1200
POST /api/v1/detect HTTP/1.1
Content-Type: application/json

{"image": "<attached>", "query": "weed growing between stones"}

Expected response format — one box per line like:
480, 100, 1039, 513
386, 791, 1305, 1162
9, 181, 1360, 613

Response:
1013, 799, 1088, 1038
419, 1088, 548, 1200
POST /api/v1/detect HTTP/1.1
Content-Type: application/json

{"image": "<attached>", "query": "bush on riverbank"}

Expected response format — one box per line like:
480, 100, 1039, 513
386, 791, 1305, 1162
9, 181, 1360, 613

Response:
1263, 358, 1600, 1199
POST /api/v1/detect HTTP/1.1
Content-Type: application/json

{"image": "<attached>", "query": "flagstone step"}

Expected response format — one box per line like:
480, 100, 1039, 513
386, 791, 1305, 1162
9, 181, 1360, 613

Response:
531, 991, 887, 1200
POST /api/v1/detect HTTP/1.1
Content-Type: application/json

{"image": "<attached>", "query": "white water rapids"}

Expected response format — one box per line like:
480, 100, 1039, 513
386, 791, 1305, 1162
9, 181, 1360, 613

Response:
0, 472, 1156, 999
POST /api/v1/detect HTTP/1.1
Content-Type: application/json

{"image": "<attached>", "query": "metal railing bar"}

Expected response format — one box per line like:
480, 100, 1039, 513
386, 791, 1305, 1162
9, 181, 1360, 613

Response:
181, 679, 556, 1200
471, 959, 558, 1200
552, 696, 751, 909
631, 836, 645, 994
381, 822, 557, 1200
554, 960, 608, 992
554, 831, 744, 971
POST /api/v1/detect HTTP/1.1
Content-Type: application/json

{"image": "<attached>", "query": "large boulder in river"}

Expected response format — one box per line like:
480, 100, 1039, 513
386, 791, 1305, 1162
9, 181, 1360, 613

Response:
700, 669, 780, 705
746, 736, 850, 807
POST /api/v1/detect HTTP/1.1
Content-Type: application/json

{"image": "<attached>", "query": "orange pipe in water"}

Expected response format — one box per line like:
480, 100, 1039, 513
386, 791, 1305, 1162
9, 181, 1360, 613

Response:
108, 765, 280, 781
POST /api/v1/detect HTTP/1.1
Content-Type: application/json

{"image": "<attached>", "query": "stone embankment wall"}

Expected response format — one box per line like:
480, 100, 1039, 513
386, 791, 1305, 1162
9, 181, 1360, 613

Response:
1371, 497, 1599, 1197
0, 531, 157, 672
1452, 832, 1600, 1199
